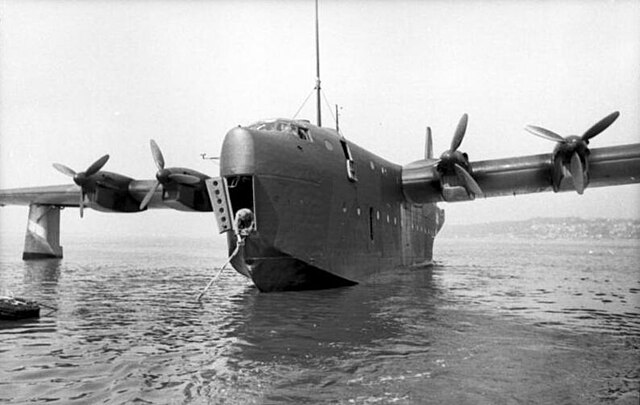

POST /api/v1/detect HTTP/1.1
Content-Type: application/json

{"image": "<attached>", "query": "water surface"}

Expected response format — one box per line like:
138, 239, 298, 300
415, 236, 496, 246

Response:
1, 234, 638, 404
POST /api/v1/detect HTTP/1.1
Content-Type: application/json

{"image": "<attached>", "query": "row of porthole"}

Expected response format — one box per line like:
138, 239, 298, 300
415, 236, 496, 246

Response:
322, 135, 398, 179
369, 161, 389, 175
324, 138, 396, 181
411, 224, 429, 233
340, 204, 430, 233
343, 206, 397, 224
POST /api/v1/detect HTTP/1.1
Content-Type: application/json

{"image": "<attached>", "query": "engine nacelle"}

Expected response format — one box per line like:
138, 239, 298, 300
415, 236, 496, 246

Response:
160, 183, 212, 212
82, 170, 142, 213
89, 186, 141, 212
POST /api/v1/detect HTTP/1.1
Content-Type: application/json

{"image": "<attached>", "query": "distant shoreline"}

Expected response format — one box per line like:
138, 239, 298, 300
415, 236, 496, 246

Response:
1, 217, 639, 243
439, 217, 640, 240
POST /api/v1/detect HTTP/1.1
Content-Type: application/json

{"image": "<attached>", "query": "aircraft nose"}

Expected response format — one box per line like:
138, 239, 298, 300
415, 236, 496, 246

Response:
220, 126, 256, 176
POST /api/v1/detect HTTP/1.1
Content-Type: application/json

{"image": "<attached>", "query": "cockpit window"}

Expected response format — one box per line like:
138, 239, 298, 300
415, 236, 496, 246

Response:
249, 121, 279, 132
297, 127, 310, 140
248, 120, 312, 141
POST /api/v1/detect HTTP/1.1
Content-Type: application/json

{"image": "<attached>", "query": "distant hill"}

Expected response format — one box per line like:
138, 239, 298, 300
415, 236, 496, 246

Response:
439, 217, 640, 239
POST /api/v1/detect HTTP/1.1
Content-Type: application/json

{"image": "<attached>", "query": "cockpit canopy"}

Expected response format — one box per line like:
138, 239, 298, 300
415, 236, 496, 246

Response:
247, 119, 312, 141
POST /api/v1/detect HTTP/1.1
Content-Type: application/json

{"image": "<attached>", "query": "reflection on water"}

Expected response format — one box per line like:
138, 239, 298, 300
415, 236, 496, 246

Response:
0, 236, 638, 404
22, 259, 61, 287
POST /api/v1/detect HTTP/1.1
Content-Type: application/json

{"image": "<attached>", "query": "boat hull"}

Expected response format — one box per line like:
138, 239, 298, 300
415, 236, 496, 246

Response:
0, 298, 40, 320
230, 234, 357, 291
221, 123, 444, 292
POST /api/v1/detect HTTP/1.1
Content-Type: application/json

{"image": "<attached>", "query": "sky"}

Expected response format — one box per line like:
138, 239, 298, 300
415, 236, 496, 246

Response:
1, 0, 639, 243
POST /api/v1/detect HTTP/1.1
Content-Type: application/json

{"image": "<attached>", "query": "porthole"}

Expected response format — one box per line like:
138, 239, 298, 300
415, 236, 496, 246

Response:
370, 161, 375, 170
324, 140, 334, 151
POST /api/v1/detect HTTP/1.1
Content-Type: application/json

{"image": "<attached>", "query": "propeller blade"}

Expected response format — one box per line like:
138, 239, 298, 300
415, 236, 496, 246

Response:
524, 125, 565, 143
150, 140, 165, 171
581, 111, 620, 141
79, 191, 85, 218
425, 127, 433, 159
453, 163, 483, 197
85, 154, 110, 177
53, 163, 76, 177
139, 181, 160, 210
569, 152, 585, 195
169, 173, 201, 185
450, 113, 468, 152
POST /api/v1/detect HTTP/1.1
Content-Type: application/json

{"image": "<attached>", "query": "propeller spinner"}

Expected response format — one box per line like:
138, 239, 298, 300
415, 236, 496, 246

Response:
139, 140, 201, 210
53, 154, 110, 217
525, 111, 620, 194
432, 114, 483, 199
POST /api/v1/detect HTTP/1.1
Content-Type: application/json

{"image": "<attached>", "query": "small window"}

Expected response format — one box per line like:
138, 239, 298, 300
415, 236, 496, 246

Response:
297, 127, 310, 141
278, 122, 293, 133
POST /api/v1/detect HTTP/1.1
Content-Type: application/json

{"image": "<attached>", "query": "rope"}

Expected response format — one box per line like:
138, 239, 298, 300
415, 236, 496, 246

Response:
38, 302, 57, 311
292, 87, 316, 119
195, 237, 243, 301
321, 90, 336, 124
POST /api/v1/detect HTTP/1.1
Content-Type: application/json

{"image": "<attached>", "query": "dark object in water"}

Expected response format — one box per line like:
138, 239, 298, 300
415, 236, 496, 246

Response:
0, 297, 40, 320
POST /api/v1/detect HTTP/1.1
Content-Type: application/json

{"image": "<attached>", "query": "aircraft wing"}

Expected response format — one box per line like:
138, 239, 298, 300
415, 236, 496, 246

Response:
0, 166, 231, 260
0, 180, 167, 209
0, 184, 82, 207
0, 139, 232, 259
402, 143, 640, 203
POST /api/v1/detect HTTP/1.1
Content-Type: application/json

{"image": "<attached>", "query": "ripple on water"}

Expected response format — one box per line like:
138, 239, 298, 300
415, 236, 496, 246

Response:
0, 236, 638, 404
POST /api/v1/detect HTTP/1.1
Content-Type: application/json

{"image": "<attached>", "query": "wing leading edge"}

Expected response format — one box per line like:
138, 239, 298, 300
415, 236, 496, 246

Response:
402, 143, 640, 204
0, 184, 82, 207
0, 179, 210, 212
0, 181, 164, 209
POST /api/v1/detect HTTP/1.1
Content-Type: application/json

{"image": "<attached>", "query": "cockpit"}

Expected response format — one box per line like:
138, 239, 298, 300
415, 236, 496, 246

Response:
247, 119, 312, 141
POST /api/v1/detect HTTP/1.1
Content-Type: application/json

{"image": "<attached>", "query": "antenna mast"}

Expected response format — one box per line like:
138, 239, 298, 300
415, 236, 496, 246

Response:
314, 0, 322, 127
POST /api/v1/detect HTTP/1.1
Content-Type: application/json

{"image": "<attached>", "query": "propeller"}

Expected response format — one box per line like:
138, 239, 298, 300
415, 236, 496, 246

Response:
570, 152, 584, 194
433, 114, 483, 198
53, 154, 110, 217
139, 140, 201, 210
525, 111, 620, 194
453, 163, 483, 196
525, 111, 620, 145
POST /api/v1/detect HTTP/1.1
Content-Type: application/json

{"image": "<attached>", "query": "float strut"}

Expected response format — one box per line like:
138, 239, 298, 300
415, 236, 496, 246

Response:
22, 204, 63, 260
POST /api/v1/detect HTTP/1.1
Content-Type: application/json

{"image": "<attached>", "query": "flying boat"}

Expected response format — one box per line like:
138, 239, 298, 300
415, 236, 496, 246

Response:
1, 3, 639, 293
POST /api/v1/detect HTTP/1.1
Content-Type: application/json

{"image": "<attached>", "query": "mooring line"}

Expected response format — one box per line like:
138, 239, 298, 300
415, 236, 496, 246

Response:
195, 236, 244, 302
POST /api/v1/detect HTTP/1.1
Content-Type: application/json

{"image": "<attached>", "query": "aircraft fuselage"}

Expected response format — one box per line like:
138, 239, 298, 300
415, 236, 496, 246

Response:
219, 119, 443, 291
